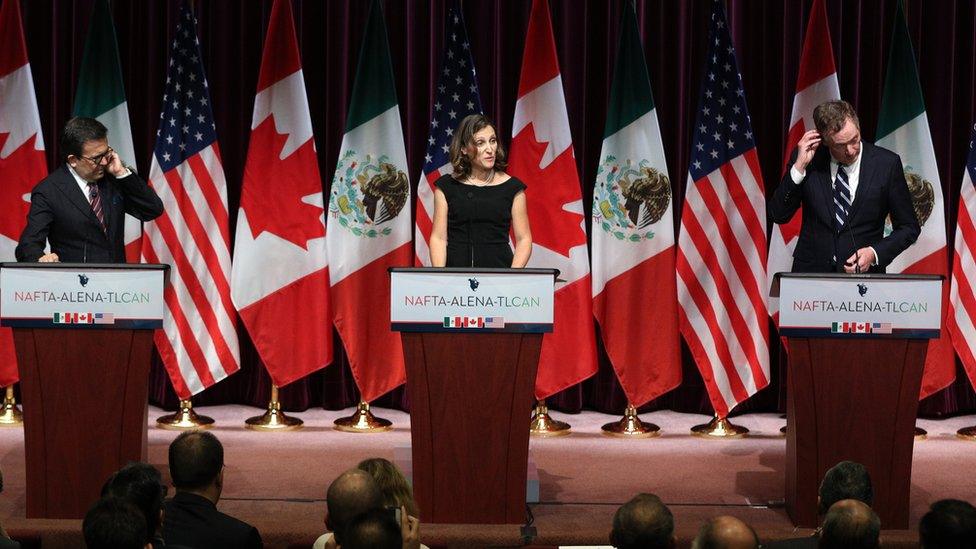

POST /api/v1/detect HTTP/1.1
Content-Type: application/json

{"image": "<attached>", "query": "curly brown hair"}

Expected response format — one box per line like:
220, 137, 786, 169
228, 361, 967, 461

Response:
813, 100, 860, 139
449, 114, 508, 179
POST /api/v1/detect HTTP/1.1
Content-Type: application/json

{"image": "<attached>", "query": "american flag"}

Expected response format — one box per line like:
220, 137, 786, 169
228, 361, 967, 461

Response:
141, 3, 240, 399
413, 5, 483, 265
949, 121, 976, 389
676, 0, 769, 418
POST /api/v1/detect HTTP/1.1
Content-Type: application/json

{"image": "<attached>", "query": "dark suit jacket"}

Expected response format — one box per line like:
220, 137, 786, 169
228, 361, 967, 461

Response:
0, 535, 20, 549
15, 164, 163, 263
163, 492, 262, 549
768, 142, 920, 273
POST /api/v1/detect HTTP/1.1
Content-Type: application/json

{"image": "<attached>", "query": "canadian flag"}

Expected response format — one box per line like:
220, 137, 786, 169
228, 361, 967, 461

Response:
508, 0, 597, 400
0, 0, 47, 387
231, 0, 332, 388
767, 0, 839, 312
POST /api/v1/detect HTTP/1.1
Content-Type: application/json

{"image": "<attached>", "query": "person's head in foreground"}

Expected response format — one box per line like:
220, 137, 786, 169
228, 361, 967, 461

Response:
610, 493, 675, 549
357, 457, 419, 517
818, 499, 880, 549
919, 498, 976, 548
83, 497, 150, 549
326, 468, 384, 546
691, 515, 760, 549
819, 461, 873, 516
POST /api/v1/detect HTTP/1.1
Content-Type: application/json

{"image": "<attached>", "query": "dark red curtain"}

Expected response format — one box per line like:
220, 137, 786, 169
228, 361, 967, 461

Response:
17, 0, 976, 416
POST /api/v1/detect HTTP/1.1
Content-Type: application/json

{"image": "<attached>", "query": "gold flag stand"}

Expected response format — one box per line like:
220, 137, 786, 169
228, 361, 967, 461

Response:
157, 399, 214, 430
245, 385, 302, 431
334, 400, 392, 433
914, 426, 927, 440
530, 399, 570, 437
691, 415, 749, 438
0, 385, 23, 426
601, 404, 659, 438
957, 425, 976, 440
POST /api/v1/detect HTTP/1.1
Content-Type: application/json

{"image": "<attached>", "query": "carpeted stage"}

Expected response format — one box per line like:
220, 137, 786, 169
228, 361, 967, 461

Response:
2, 406, 974, 548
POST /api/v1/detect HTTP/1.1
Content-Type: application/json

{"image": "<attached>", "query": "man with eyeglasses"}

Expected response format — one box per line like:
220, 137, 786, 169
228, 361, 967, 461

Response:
15, 117, 163, 263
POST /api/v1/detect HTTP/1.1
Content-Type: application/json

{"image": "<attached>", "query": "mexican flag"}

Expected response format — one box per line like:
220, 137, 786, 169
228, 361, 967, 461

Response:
72, 0, 141, 262
875, 0, 954, 398
325, 0, 411, 403
591, 3, 679, 407
0, 0, 47, 386
509, 0, 597, 399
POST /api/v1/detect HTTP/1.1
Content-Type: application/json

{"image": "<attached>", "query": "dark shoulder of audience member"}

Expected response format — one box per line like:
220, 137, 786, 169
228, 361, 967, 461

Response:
101, 463, 166, 544
326, 469, 385, 546
83, 497, 150, 549
692, 515, 760, 549
919, 498, 976, 548
610, 493, 675, 549
341, 508, 402, 549
818, 499, 880, 549
818, 461, 873, 515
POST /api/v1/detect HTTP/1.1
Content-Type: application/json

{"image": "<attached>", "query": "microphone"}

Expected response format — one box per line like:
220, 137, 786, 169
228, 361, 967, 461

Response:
845, 221, 861, 274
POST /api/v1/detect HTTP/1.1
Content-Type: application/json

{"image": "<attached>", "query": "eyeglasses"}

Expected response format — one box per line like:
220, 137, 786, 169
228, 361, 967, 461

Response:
79, 147, 114, 165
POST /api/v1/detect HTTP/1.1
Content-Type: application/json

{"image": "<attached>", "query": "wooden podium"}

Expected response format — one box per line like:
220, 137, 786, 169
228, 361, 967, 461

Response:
390, 267, 556, 524
0, 262, 167, 519
774, 273, 943, 529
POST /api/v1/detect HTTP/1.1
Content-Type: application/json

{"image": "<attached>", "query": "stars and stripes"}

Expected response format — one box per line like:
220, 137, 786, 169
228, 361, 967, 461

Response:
949, 122, 976, 391
677, 0, 769, 418
414, 5, 482, 265
141, 2, 239, 399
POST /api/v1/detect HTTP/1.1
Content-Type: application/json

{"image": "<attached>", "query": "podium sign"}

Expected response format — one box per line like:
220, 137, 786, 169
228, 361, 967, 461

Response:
1, 263, 165, 329
390, 267, 554, 333
778, 273, 941, 338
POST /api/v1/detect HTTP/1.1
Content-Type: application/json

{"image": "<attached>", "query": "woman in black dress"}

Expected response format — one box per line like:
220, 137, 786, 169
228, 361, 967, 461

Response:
429, 114, 531, 268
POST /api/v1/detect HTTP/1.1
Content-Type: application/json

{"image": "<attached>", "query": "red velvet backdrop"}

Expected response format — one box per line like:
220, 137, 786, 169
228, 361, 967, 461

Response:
17, 0, 976, 416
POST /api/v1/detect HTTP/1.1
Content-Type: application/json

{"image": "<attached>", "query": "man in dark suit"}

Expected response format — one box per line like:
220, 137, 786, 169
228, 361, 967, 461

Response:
162, 431, 262, 549
15, 117, 163, 263
769, 100, 920, 274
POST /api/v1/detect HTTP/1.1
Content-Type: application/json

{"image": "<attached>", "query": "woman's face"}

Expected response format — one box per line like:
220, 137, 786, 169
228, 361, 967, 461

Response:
465, 126, 497, 173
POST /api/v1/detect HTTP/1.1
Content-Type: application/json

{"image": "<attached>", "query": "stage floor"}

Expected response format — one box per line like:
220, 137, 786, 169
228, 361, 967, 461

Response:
2, 406, 975, 546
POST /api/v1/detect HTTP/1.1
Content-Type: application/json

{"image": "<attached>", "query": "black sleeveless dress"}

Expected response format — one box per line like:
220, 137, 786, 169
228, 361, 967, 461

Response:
434, 174, 527, 268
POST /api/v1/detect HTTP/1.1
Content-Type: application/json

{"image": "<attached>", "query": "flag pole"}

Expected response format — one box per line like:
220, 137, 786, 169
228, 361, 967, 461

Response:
157, 398, 214, 430
601, 403, 660, 438
245, 384, 302, 431
0, 385, 23, 426
691, 414, 749, 438
529, 399, 571, 437
334, 400, 392, 433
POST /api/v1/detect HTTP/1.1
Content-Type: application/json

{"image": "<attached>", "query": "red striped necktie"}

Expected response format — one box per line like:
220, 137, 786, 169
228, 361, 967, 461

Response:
87, 182, 107, 234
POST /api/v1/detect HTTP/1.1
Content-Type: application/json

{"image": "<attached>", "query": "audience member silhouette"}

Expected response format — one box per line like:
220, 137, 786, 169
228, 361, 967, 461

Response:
609, 493, 675, 549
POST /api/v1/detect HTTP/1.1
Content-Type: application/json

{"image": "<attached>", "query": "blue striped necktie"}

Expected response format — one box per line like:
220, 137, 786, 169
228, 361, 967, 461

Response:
833, 165, 851, 229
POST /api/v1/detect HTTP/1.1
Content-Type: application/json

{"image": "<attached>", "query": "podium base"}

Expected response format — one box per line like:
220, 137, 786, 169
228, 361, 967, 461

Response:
691, 416, 749, 438
157, 400, 214, 430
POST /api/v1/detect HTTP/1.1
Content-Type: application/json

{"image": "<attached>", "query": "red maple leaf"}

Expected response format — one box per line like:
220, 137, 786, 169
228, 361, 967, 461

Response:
0, 132, 46, 242
240, 117, 325, 249
508, 124, 587, 257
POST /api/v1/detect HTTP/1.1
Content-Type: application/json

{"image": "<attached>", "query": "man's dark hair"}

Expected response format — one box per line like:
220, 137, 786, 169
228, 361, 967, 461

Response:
168, 430, 223, 491
341, 508, 402, 549
101, 462, 166, 540
812, 100, 860, 138
83, 497, 148, 549
610, 493, 674, 549
919, 498, 976, 548
61, 117, 107, 162
819, 500, 880, 549
819, 461, 873, 515
326, 469, 384, 545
